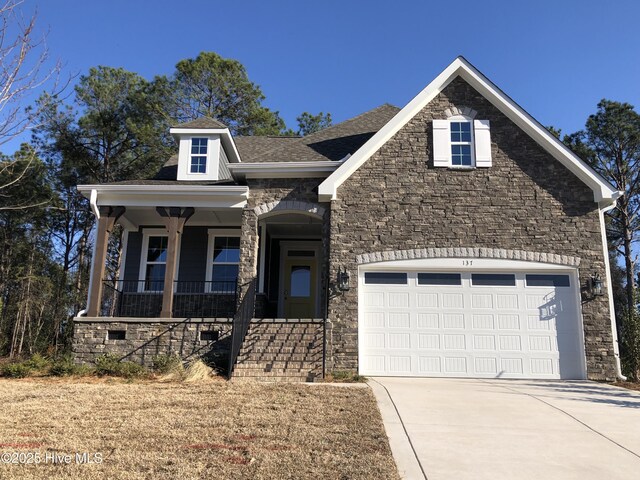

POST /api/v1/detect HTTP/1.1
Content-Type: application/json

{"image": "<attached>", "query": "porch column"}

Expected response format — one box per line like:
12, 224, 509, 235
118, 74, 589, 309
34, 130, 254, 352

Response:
87, 206, 125, 317
237, 207, 259, 302
157, 207, 194, 318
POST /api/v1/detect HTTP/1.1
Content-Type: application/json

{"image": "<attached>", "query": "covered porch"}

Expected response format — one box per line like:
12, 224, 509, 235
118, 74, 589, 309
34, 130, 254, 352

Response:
78, 187, 330, 323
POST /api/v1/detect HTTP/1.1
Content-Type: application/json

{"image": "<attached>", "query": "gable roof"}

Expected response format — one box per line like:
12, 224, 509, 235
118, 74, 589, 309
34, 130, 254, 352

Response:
172, 117, 228, 129
318, 57, 621, 207
233, 104, 400, 163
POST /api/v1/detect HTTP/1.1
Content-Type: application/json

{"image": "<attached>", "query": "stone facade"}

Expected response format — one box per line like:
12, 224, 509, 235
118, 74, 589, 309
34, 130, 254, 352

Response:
73, 319, 232, 367
237, 178, 331, 316
327, 77, 617, 380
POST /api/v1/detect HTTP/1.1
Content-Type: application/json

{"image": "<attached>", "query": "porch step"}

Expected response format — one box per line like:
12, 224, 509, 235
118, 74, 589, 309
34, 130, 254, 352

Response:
232, 321, 324, 382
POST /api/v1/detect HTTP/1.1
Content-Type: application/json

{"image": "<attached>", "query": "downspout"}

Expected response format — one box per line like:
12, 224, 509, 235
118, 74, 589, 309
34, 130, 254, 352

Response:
599, 203, 627, 381
77, 189, 100, 317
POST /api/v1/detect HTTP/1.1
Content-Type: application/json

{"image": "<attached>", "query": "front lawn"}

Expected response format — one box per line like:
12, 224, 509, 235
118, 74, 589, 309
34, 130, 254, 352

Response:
0, 378, 398, 479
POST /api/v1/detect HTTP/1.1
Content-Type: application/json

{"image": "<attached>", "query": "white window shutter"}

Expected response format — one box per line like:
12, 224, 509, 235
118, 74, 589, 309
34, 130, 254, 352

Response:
474, 119, 492, 167
432, 120, 451, 167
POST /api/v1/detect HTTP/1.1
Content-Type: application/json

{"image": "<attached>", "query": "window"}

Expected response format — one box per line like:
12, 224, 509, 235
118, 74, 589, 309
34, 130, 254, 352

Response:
471, 274, 516, 286
526, 274, 570, 287
143, 235, 168, 291
190, 137, 208, 173
364, 272, 408, 285
450, 122, 473, 166
207, 231, 240, 292
432, 117, 492, 168
418, 273, 462, 285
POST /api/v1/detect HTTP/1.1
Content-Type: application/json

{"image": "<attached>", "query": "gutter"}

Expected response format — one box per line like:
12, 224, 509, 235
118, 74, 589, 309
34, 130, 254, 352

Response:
228, 160, 343, 180
89, 188, 100, 219
599, 201, 627, 381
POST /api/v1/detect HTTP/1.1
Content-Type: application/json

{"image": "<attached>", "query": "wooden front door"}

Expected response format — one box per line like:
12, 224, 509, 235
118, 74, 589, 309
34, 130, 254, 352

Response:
283, 258, 317, 318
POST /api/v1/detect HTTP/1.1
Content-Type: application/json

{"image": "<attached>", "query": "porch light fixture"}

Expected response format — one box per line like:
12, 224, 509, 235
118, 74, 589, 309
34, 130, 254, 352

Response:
337, 268, 350, 292
590, 273, 604, 297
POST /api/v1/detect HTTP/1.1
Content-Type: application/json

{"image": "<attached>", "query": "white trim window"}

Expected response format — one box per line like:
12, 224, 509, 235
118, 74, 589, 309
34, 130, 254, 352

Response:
139, 230, 169, 292
450, 120, 473, 166
433, 117, 492, 168
190, 137, 208, 174
206, 230, 240, 293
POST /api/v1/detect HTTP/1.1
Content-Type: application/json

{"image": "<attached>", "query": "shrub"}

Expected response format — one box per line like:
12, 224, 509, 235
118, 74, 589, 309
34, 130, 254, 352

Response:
50, 356, 93, 376
1, 362, 33, 378
26, 353, 51, 371
329, 371, 366, 383
94, 354, 147, 378
152, 354, 183, 374
621, 309, 640, 381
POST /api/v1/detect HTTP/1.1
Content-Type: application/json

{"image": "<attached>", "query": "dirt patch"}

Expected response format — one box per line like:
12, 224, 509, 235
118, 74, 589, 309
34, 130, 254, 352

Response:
614, 381, 640, 392
0, 379, 399, 479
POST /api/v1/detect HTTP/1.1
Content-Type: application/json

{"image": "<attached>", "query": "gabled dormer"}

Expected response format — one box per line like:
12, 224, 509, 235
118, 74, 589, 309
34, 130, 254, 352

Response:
169, 117, 241, 181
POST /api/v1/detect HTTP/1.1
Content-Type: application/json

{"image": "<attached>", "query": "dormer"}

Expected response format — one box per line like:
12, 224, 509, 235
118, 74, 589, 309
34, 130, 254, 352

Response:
169, 117, 241, 181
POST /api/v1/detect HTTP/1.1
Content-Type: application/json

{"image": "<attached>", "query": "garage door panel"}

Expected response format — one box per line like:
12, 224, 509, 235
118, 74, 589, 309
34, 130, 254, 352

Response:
473, 335, 496, 350
498, 335, 522, 351
418, 356, 442, 374
497, 314, 520, 330
417, 313, 439, 328
416, 293, 438, 308
360, 267, 585, 379
474, 357, 498, 374
472, 314, 495, 329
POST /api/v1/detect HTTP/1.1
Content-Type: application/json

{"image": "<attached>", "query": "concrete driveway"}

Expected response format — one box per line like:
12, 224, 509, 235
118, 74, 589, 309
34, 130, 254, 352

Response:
369, 378, 640, 480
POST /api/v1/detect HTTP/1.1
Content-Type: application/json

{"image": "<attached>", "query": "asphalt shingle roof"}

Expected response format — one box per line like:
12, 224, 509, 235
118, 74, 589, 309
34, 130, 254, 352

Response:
100, 104, 399, 185
172, 117, 228, 129
233, 104, 399, 163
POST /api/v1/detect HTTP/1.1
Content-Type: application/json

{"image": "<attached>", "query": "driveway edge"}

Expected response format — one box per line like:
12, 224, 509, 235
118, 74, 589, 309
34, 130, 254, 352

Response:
369, 378, 427, 480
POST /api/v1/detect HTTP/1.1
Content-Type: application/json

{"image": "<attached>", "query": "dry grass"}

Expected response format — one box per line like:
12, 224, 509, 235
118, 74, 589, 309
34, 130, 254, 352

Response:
615, 381, 640, 392
0, 378, 399, 480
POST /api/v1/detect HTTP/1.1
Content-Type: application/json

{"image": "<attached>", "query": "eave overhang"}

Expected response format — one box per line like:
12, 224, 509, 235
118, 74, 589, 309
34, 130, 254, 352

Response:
228, 161, 343, 180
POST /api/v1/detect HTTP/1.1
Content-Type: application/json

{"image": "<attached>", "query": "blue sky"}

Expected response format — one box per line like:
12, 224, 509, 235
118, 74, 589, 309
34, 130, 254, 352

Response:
7, 0, 639, 154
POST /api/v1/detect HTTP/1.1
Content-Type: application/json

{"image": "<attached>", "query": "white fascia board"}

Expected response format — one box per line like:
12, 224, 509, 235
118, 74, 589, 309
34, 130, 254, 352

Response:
169, 127, 228, 136
77, 184, 249, 208
220, 132, 242, 163
228, 161, 342, 179
77, 184, 249, 195
318, 56, 620, 205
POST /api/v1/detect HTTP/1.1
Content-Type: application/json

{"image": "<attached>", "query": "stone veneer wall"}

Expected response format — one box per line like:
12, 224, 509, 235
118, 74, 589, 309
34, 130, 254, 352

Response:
327, 76, 617, 380
237, 179, 331, 315
73, 320, 232, 367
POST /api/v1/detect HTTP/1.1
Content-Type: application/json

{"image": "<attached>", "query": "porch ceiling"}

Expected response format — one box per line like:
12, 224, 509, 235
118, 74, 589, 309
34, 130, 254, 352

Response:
116, 207, 242, 230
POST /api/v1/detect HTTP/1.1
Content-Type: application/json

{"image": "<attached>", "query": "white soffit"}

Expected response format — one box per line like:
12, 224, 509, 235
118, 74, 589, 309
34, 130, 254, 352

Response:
318, 56, 621, 206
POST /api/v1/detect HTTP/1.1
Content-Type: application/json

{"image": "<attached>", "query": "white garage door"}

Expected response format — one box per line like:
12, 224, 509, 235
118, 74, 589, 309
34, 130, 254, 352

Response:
359, 266, 585, 379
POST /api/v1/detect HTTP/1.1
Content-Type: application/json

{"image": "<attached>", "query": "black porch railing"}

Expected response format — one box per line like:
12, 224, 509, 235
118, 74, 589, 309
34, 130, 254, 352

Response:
100, 279, 237, 318
173, 281, 237, 318
228, 278, 257, 376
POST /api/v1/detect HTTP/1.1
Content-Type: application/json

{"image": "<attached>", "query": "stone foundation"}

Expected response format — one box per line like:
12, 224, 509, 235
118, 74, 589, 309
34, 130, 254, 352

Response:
72, 318, 232, 368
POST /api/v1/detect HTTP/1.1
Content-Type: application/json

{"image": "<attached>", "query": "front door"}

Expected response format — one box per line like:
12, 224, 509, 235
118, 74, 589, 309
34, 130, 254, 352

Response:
283, 258, 317, 318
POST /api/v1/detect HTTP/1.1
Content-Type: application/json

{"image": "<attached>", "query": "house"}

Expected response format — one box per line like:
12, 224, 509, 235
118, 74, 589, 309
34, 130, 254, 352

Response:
73, 57, 623, 382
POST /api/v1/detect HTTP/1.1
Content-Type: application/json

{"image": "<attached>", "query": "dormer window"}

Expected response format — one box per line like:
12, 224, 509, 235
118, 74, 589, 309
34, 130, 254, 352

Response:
190, 138, 208, 174
170, 117, 238, 182
432, 109, 492, 168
